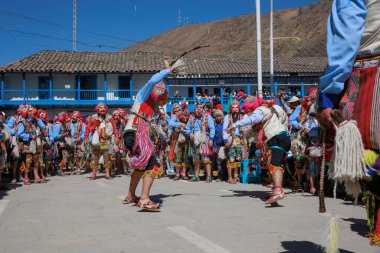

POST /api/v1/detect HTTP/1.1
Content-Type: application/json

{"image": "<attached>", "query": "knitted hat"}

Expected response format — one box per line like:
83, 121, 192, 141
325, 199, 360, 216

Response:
309, 87, 318, 100
302, 96, 312, 107
243, 96, 262, 111
237, 91, 245, 97
38, 109, 50, 122
213, 109, 224, 118
95, 102, 108, 113
117, 108, 127, 117
17, 103, 29, 118
55, 112, 67, 123
151, 81, 169, 101
71, 111, 82, 118
229, 100, 241, 113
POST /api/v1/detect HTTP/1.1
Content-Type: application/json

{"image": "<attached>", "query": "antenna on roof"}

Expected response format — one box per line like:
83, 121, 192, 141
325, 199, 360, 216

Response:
73, 0, 77, 51
178, 9, 182, 27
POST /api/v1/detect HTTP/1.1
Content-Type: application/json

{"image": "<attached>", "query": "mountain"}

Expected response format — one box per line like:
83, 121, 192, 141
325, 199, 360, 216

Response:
122, 0, 332, 60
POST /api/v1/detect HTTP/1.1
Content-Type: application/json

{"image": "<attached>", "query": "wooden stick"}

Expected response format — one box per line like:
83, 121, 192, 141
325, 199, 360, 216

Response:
319, 130, 326, 213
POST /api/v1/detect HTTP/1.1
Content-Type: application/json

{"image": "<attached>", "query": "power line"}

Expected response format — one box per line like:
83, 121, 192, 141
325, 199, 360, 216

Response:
0, 11, 180, 52
0, 27, 121, 49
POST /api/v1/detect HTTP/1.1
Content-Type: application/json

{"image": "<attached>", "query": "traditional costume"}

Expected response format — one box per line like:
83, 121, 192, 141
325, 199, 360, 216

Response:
38, 109, 54, 178
223, 100, 243, 183
110, 109, 128, 175
18, 106, 45, 184
85, 103, 114, 180
318, 0, 380, 247
186, 103, 215, 182
123, 68, 173, 211
168, 103, 191, 180
0, 112, 11, 189
289, 96, 320, 193
233, 97, 290, 204
51, 112, 69, 176
212, 109, 225, 181
6, 103, 28, 183
67, 111, 86, 174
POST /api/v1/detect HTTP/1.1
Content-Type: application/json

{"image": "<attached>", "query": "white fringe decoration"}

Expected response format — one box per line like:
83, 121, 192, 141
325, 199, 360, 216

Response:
323, 181, 340, 253
331, 120, 367, 199
171, 58, 187, 75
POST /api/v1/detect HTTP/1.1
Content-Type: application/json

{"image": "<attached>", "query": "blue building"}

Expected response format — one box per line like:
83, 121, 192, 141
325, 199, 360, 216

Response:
0, 50, 325, 114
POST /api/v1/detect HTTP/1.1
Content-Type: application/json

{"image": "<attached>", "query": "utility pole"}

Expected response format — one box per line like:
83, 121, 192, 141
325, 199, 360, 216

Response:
256, 0, 263, 96
73, 0, 77, 51
270, 0, 274, 88
178, 9, 182, 27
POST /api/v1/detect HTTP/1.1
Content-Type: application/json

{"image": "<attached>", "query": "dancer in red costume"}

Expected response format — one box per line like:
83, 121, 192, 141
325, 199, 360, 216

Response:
123, 66, 177, 211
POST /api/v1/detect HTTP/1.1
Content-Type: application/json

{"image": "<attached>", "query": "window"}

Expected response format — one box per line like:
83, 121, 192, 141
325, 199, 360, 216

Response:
118, 76, 130, 98
38, 77, 50, 100
76, 75, 97, 100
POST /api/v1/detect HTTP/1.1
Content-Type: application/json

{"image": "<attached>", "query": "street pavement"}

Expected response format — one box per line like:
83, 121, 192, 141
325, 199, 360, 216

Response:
0, 173, 377, 253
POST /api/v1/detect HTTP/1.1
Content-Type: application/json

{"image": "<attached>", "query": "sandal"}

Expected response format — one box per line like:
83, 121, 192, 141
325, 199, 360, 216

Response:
24, 178, 31, 185
105, 176, 113, 180
137, 199, 160, 212
265, 191, 286, 204
122, 195, 140, 204
181, 175, 189, 180
189, 176, 199, 182
173, 174, 180, 181
228, 178, 237, 184
205, 176, 212, 183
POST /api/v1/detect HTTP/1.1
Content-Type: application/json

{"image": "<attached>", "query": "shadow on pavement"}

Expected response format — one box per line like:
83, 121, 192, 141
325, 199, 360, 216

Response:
342, 218, 368, 238
0, 182, 23, 200
220, 190, 271, 202
150, 193, 183, 204
280, 240, 355, 253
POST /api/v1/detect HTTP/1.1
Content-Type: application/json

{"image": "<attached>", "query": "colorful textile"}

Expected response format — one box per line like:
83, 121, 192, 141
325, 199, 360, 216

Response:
336, 52, 380, 150
129, 119, 155, 171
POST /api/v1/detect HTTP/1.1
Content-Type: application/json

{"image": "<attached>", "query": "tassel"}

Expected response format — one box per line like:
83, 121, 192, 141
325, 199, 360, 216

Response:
364, 149, 379, 167
324, 216, 340, 253
368, 231, 380, 246
344, 180, 361, 205
323, 181, 339, 253
332, 121, 367, 199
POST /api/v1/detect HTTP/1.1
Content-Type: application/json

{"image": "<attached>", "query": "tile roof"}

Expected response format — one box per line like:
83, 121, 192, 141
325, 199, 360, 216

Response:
0, 50, 166, 73
0, 50, 327, 75
182, 57, 326, 75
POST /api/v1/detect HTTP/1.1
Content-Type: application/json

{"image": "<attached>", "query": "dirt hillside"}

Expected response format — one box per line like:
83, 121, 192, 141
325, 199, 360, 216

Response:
123, 0, 332, 60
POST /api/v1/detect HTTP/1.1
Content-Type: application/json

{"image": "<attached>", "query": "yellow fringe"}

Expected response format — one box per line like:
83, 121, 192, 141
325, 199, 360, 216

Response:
368, 231, 380, 246
173, 163, 181, 168
131, 167, 164, 178
364, 149, 379, 167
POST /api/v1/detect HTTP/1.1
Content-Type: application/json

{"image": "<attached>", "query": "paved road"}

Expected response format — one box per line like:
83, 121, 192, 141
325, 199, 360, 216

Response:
0, 174, 376, 253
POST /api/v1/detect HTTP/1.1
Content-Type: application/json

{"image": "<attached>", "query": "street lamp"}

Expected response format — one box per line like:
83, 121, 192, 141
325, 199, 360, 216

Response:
270, 0, 274, 87
256, 0, 263, 97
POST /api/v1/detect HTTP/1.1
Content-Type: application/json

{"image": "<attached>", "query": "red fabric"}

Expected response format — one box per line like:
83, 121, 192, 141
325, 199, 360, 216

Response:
139, 97, 155, 116
376, 206, 380, 235
352, 67, 377, 149
129, 119, 154, 171
215, 104, 223, 111
243, 97, 262, 111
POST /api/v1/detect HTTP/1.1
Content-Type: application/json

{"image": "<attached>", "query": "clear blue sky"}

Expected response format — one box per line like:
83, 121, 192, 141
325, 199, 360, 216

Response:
0, 0, 322, 66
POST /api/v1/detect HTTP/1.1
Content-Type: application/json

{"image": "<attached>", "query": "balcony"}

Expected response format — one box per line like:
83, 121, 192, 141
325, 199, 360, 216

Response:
0, 89, 138, 106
